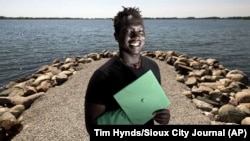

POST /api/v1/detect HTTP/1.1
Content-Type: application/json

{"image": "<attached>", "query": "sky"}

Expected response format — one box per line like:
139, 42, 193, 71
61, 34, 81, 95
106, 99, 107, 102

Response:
0, 0, 250, 18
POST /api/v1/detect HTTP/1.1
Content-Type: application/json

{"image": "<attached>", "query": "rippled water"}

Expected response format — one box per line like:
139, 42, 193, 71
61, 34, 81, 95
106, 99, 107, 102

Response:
0, 19, 250, 87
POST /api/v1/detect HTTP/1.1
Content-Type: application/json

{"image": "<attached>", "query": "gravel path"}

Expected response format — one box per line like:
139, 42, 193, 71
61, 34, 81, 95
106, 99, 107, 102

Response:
12, 58, 210, 141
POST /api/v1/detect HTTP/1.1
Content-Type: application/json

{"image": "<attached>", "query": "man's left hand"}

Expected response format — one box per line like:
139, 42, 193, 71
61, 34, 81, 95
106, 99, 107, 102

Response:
153, 109, 170, 125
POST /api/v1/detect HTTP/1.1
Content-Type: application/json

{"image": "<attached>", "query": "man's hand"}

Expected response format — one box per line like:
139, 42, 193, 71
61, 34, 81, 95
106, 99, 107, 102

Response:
153, 109, 170, 125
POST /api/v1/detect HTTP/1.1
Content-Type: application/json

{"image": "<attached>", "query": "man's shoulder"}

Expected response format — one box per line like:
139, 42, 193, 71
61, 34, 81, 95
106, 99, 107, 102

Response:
141, 56, 155, 62
141, 56, 158, 66
95, 56, 120, 73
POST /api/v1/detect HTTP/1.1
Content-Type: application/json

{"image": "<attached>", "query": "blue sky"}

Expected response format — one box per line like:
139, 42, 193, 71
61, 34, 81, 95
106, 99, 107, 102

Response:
0, 0, 250, 18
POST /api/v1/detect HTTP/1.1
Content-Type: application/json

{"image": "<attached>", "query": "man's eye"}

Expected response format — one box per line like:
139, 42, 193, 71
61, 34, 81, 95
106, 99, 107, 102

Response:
124, 30, 131, 34
137, 30, 144, 35
138, 30, 144, 33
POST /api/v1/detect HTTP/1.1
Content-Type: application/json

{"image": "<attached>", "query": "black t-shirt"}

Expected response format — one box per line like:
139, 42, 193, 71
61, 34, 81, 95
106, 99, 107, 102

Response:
85, 55, 161, 124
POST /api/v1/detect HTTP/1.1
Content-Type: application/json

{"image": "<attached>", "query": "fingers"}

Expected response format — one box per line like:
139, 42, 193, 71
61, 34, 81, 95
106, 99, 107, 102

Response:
154, 109, 170, 115
153, 109, 170, 125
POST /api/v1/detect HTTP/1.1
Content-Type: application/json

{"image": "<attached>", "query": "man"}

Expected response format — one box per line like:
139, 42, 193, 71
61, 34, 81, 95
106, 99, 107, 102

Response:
84, 6, 170, 134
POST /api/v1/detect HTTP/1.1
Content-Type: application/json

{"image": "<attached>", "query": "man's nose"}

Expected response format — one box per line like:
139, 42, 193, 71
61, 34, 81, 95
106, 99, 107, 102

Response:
131, 31, 140, 39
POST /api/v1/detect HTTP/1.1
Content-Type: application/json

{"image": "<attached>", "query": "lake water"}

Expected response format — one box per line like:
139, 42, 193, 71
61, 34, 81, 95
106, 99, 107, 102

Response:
0, 19, 250, 87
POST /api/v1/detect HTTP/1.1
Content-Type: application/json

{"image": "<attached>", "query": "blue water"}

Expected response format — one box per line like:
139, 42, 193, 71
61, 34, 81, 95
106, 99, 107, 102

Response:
0, 19, 250, 87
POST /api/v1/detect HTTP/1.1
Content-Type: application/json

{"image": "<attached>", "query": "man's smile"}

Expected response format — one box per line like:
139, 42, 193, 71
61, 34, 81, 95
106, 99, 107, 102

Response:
129, 40, 141, 47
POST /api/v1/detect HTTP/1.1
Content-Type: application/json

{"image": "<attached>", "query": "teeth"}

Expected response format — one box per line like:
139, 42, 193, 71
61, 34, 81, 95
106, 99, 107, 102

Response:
130, 41, 140, 46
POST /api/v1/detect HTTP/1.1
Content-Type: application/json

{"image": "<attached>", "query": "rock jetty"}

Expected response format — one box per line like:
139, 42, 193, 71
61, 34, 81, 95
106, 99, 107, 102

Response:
0, 50, 250, 140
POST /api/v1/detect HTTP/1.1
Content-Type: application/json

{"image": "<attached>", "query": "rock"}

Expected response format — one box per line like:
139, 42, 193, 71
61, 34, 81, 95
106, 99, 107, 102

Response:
228, 98, 238, 106
219, 78, 232, 87
23, 86, 37, 96
237, 103, 250, 115
154, 50, 166, 61
235, 90, 250, 103
55, 73, 68, 85
48, 66, 61, 75
25, 78, 35, 86
36, 80, 52, 92
9, 105, 25, 118
100, 50, 112, 58
8, 87, 24, 97
13, 82, 26, 90
36, 65, 49, 74
185, 77, 197, 87
182, 90, 193, 99
241, 117, 250, 125
65, 57, 75, 63
33, 74, 52, 86
174, 62, 193, 75
178, 54, 189, 59
0, 127, 5, 141
217, 104, 246, 123
189, 61, 201, 69
202, 111, 215, 120
51, 62, 64, 68
199, 82, 223, 90
210, 107, 219, 115
218, 94, 231, 105
111, 51, 118, 56
0, 112, 18, 130
77, 58, 91, 64
206, 58, 219, 66
165, 51, 176, 56
165, 56, 177, 66
212, 69, 226, 77
60, 63, 74, 71
60, 70, 73, 76
226, 70, 249, 85
207, 92, 230, 106
191, 98, 213, 112
143, 51, 156, 58
191, 86, 203, 95
52, 59, 60, 64
176, 74, 185, 83
225, 81, 243, 93
210, 121, 239, 125
0, 87, 15, 97
0, 97, 11, 106
5, 81, 18, 89
201, 75, 218, 82
175, 58, 189, 66
9, 92, 45, 108
75, 63, 85, 71
196, 95, 221, 107
86, 58, 95, 63
0, 113, 23, 139
86, 53, 101, 61
196, 85, 214, 94
189, 69, 209, 77
0, 107, 9, 116
14, 77, 28, 83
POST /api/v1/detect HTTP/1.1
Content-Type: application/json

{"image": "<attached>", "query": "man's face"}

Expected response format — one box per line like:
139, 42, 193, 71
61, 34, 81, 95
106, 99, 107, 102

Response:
116, 15, 145, 55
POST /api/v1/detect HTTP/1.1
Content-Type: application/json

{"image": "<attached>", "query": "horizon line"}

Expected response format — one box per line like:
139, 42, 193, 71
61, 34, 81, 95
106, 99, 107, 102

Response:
1, 16, 250, 19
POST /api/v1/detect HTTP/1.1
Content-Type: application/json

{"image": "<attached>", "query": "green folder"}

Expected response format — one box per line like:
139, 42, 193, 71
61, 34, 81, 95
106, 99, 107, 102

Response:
114, 70, 171, 125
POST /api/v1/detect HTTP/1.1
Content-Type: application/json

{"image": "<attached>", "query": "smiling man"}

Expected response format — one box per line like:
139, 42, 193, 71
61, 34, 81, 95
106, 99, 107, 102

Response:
84, 7, 170, 134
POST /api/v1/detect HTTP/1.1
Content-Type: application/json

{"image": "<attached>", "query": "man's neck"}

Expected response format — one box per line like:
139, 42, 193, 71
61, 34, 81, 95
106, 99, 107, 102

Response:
119, 52, 141, 65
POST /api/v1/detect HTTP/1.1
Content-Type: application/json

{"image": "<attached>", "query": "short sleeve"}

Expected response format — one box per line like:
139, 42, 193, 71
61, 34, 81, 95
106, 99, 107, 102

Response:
85, 70, 109, 105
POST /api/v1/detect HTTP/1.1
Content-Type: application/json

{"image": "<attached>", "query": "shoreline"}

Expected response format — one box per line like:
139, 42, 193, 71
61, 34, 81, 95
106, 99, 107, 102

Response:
1, 16, 250, 20
1, 50, 250, 140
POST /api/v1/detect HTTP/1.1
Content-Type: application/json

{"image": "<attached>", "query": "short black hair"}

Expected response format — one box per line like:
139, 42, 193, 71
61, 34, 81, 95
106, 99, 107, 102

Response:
113, 6, 143, 34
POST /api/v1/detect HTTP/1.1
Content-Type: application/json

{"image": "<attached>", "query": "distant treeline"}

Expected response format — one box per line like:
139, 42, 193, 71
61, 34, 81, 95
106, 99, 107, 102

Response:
144, 16, 250, 20
0, 16, 250, 20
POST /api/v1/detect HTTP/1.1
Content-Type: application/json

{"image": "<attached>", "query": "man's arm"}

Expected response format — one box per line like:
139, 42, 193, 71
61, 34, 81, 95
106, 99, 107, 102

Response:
84, 102, 106, 134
